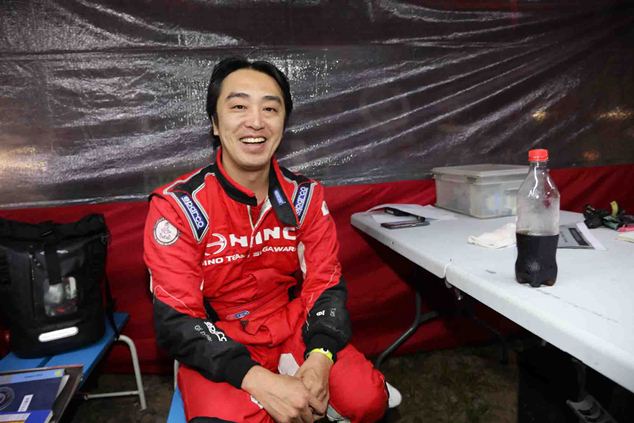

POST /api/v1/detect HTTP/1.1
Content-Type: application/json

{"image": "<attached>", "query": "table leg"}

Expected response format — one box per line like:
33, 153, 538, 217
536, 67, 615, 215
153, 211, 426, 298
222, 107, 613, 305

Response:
459, 293, 509, 364
374, 290, 439, 369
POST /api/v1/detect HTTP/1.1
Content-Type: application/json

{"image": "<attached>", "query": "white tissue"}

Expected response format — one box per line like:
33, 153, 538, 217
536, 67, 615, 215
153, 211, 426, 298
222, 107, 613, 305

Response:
468, 223, 517, 249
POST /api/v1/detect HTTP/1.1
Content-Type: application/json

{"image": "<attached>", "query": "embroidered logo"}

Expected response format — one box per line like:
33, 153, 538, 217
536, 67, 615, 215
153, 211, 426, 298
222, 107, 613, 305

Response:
174, 192, 208, 241
294, 183, 313, 224
205, 233, 227, 255
273, 188, 286, 205
153, 218, 179, 246
193, 321, 227, 342
225, 310, 250, 321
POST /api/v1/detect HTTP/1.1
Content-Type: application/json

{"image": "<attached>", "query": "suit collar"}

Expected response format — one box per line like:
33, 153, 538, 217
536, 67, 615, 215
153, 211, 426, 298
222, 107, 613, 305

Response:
214, 148, 299, 227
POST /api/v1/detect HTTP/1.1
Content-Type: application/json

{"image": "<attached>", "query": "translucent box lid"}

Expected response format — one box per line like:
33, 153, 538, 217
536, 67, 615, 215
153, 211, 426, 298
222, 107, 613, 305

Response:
432, 164, 528, 183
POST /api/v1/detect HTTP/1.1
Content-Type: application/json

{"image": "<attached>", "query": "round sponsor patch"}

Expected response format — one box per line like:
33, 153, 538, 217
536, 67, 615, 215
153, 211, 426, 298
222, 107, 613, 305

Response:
154, 218, 179, 246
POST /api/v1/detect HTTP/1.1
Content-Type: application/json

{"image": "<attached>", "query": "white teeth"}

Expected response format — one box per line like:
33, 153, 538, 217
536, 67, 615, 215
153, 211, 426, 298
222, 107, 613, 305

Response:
241, 137, 266, 144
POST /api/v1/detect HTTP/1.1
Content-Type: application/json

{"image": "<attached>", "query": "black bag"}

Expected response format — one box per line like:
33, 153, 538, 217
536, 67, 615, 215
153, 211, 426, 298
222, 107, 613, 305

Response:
0, 214, 116, 357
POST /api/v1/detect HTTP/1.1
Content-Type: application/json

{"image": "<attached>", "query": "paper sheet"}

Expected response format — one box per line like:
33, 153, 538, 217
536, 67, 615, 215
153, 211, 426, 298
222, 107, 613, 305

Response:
558, 222, 606, 250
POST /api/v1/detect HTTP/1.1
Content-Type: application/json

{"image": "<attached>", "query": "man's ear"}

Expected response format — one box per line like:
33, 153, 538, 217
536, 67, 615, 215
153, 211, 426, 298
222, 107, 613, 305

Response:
212, 120, 219, 136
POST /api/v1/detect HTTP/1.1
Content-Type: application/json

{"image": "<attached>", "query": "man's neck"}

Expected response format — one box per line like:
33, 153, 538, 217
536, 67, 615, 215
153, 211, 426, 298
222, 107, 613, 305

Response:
222, 160, 270, 205
240, 170, 269, 205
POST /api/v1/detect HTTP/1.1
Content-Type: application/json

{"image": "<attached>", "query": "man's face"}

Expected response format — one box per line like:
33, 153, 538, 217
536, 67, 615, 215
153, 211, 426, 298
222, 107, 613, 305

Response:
213, 68, 286, 178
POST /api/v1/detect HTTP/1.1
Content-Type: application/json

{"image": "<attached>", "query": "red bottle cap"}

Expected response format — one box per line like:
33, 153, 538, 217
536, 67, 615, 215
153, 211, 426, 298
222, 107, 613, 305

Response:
528, 149, 548, 161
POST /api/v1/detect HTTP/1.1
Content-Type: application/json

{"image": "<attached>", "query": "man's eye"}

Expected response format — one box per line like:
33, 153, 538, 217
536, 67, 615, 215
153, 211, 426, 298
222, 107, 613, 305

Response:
231, 105, 246, 110
264, 107, 278, 113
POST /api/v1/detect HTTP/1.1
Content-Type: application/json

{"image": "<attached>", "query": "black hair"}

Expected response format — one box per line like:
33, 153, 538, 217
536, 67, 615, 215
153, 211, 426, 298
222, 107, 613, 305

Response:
206, 56, 293, 148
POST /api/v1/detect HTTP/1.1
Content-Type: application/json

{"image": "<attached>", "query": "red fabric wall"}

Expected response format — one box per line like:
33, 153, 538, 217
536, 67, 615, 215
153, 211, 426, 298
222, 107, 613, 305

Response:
1, 164, 633, 373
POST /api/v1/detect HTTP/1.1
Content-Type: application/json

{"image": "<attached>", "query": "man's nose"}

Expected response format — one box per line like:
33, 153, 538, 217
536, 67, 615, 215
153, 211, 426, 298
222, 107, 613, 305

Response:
246, 109, 264, 129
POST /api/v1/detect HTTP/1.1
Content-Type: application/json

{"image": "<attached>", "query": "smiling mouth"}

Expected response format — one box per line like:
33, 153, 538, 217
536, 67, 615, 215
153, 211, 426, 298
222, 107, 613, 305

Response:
240, 137, 266, 144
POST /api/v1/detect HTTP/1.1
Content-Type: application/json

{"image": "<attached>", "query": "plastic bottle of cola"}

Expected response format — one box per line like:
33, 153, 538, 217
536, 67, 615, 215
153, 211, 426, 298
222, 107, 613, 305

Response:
515, 149, 560, 287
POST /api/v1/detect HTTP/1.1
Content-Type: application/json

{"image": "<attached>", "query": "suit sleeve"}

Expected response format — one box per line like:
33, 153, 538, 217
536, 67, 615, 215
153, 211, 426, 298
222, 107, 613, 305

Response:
144, 195, 257, 388
297, 183, 352, 360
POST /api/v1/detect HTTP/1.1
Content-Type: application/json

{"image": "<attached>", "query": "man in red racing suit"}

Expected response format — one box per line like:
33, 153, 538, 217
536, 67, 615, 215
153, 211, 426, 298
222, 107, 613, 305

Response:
144, 57, 388, 422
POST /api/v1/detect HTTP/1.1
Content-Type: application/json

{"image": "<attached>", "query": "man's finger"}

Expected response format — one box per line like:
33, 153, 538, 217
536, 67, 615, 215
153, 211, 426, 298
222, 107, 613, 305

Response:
300, 405, 314, 423
312, 411, 325, 420
307, 394, 327, 416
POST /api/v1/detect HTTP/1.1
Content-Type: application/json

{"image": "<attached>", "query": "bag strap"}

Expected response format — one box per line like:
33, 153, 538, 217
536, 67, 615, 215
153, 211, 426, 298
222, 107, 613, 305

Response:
43, 244, 63, 286
41, 223, 63, 286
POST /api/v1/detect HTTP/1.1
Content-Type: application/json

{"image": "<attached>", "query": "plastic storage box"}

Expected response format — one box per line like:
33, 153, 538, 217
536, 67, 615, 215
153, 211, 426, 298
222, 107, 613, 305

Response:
432, 164, 529, 218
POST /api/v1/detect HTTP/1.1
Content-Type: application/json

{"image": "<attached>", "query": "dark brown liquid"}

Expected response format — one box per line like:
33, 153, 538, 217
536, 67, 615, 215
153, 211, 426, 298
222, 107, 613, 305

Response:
515, 232, 558, 287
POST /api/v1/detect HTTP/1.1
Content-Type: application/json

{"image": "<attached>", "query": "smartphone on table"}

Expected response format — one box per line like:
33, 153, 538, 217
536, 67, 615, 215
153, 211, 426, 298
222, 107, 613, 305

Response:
381, 219, 429, 229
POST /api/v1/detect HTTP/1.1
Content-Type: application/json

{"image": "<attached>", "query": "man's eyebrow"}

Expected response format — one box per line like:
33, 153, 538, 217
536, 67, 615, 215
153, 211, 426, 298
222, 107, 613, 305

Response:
225, 92, 249, 101
262, 95, 282, 104
225, 92, 282, 104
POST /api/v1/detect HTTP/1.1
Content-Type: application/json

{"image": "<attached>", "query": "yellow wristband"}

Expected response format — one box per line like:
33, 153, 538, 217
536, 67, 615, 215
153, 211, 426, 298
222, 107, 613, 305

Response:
308, 348, 333, 362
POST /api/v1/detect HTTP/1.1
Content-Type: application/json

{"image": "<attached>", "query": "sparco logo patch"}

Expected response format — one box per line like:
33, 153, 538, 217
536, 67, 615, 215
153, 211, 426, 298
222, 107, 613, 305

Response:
153, 218, 179, 246
294, 184, 312, 222
175, 192, 208, 241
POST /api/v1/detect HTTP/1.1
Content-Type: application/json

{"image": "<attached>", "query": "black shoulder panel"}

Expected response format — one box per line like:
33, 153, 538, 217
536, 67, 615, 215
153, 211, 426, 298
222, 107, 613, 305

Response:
280, 166, 310, 184
171, 164, 215, 195
280, 166, 316, 227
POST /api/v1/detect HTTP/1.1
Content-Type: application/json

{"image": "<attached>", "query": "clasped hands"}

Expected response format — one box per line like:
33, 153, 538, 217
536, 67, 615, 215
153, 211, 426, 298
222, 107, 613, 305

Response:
242, 351, 333, 423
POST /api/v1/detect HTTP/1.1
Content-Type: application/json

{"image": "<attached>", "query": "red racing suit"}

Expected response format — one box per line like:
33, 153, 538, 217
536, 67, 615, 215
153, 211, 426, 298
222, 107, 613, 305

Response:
144, 148, 353, 390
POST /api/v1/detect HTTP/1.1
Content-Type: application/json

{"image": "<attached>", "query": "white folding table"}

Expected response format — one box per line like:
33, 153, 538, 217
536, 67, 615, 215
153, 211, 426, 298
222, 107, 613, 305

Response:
351, 210, 634, 394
